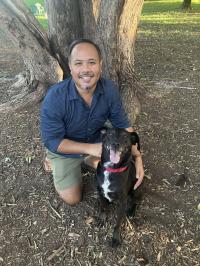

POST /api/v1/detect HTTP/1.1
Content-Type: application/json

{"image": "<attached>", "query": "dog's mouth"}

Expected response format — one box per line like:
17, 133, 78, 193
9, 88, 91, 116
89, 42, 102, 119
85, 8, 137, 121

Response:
109, 149, 121, 164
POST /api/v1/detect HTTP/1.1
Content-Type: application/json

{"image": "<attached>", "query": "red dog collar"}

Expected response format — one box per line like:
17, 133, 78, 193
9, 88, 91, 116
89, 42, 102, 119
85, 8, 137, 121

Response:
105, 166, 128, 173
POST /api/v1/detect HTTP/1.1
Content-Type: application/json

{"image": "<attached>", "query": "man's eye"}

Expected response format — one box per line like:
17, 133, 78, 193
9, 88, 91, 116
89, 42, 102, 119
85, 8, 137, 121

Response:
89, 61, 96, 65
75, 62, 82, 66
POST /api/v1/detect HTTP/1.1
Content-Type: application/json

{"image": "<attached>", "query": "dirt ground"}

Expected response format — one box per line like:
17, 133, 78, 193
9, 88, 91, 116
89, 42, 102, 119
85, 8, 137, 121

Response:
0, 16, 200, 266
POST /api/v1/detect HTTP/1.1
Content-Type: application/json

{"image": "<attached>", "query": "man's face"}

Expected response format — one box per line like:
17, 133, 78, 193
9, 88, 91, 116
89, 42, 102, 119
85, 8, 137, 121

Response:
69, 43, 102, 93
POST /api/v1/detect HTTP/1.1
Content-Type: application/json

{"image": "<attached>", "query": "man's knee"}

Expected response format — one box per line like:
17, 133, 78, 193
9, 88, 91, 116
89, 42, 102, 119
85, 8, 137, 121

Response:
84, 155, 100, 169
56, 184, 82, 206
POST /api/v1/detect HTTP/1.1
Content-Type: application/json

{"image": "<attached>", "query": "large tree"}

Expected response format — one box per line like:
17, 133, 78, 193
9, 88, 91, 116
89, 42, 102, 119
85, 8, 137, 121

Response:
0, 0, 144, 123
182, 0, 192, 10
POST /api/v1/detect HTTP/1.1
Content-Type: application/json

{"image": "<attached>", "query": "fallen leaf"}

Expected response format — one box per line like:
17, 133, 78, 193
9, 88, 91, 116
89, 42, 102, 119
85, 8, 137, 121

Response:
68, 232, 80, 237
85, 217, 94, 225
157, 251, 161, 262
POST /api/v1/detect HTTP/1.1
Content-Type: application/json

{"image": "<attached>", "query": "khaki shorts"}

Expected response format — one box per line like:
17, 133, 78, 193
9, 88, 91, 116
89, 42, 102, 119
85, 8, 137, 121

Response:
47, 150, 84, 191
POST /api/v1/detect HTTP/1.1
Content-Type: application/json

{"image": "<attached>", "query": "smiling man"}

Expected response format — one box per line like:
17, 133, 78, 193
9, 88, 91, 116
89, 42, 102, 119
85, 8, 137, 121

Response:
40, 39, 144, 205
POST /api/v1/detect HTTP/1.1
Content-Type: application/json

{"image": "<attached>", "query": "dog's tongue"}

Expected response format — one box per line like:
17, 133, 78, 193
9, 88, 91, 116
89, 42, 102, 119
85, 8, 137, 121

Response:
110, 150, 121, 164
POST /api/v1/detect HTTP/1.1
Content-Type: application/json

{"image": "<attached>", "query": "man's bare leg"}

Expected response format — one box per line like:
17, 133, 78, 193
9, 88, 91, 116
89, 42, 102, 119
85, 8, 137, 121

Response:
84, 155, 100, 169
56, 183, 83, 206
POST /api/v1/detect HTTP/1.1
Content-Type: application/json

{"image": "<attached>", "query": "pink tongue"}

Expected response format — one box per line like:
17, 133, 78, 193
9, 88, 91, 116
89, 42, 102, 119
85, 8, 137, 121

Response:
110, 150, 121, 164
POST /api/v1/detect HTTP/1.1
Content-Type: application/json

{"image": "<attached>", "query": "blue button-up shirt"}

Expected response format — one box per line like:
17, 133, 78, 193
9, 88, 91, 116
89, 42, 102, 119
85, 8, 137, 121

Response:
40, 77, 130, 157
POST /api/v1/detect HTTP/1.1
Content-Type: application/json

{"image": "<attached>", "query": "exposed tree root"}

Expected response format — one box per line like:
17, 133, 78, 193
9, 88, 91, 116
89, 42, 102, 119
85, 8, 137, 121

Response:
0, 82, 47, 113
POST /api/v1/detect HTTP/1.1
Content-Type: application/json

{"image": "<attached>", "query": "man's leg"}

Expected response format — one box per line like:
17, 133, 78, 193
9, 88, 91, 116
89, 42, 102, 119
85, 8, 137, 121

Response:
57, 183, 82, 206
84, 155, 100, 169
47, 151, 83, 206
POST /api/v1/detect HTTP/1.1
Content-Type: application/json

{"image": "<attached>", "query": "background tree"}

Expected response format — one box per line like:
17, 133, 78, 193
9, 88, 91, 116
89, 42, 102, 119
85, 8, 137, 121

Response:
0, 0, 144, 123
182, 0, 192, 10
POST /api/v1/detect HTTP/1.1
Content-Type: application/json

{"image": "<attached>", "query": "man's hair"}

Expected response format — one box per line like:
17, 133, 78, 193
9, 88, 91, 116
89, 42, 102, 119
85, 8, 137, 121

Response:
68, 38, 102, 60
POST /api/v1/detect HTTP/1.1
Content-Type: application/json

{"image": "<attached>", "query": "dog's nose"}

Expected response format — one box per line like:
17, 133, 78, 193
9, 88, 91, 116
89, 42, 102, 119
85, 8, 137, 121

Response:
111, 143, 120, 149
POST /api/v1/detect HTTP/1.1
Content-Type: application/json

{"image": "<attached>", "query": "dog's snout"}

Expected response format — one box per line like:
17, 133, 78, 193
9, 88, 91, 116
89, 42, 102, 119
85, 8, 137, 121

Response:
111, 142, 120, 149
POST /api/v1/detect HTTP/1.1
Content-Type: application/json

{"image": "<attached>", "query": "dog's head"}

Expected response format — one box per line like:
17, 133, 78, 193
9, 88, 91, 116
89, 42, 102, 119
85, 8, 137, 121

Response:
100, 128, 140, 165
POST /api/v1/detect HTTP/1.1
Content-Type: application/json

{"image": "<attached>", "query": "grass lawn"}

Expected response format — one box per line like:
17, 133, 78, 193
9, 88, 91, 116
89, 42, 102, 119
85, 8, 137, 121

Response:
23, 0, 47, 29
23, 0, 200, 32
139, 0, 200, 40
24, 0, 44, 7
135, 0, 200, 84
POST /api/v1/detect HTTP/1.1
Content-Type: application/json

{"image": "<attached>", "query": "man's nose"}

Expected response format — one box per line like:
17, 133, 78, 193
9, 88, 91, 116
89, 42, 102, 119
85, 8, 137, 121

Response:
82, 62, 91, 71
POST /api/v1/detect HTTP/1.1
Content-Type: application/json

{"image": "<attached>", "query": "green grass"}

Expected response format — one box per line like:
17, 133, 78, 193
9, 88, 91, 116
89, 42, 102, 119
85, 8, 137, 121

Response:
141, 0, 200, 23
23, 0, 200, 32
23, 0, 47, 29
24, 0, 44, 7
139, 0, 200, 39
36, 16, 48, 29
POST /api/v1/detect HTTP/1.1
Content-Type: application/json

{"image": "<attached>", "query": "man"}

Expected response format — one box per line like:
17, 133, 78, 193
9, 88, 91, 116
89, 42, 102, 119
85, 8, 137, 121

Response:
41, 39, 144, 206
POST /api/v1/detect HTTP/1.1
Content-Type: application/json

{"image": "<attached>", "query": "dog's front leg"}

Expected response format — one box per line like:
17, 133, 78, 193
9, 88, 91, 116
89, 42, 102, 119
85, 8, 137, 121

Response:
112, 198, 126, 247
97, 193, 109, 227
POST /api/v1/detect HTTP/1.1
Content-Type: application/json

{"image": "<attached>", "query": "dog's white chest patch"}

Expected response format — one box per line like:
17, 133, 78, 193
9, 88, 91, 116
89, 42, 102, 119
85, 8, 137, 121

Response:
102, 170, 113, 202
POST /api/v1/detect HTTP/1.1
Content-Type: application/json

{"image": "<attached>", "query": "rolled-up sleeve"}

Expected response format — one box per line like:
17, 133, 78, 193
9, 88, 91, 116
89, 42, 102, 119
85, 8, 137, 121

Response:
108, 83, 131, 128
40, 90, 65, 153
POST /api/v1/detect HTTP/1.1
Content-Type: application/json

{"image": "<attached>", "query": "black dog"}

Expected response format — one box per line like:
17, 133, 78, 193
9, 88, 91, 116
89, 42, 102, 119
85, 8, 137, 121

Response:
96, 128, 140, 247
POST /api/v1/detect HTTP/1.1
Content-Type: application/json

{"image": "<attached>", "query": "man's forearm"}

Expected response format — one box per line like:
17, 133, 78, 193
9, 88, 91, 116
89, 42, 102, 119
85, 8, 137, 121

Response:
57, 139, 102, 157
57, 139, 92, 154
131, 144, 141, 157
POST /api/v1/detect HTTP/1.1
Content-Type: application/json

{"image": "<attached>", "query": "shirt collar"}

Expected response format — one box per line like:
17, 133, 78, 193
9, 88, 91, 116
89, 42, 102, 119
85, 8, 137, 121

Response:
68, 78, 103, 101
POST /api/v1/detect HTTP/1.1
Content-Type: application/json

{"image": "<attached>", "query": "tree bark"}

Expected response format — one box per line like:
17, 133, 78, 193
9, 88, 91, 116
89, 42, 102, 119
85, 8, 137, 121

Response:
182, 0, 192, 10
93, 0, 145, 122
46, 0, 144, 122
45, 0, 83, 77
0, 0, 63, 112
0, 0, 144, 123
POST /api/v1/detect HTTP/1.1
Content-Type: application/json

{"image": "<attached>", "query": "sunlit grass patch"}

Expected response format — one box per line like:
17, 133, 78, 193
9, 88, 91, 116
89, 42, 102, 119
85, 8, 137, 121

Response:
141, 12, 200, 24
36, 15, 48, 29
24, 0, 44, 7
24, 0, 48, 29
139, 0, 200, 38
142, 0, 182, 14
142, 0, 200, 14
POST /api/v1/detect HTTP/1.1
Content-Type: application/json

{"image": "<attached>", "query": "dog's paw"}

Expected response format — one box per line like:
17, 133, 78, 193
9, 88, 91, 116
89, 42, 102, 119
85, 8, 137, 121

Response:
126, 208, 136, 218
111, 236, 121, 248
126, 204, 137, 218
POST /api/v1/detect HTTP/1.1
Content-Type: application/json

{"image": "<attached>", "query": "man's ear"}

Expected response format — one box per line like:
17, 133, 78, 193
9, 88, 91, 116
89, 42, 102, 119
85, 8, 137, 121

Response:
68, 60, 72, 72
100, 60, 103, 71
130, 132, 140, 150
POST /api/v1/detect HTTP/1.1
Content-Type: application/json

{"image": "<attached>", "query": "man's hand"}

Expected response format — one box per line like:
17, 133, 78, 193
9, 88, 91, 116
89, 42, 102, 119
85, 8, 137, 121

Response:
88, 143, 102, 157
134, 156, 144, 190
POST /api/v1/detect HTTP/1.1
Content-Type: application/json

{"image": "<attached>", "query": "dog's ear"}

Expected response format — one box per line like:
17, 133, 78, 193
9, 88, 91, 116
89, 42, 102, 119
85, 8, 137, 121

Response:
130, 132, 140, 150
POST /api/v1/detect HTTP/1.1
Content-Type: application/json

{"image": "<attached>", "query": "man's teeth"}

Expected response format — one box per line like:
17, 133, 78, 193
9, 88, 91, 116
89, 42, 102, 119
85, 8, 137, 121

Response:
82, 76, 91, 81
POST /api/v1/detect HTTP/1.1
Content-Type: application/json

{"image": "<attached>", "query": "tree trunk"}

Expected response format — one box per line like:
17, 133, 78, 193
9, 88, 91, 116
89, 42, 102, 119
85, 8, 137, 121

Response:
45, 0, 83, 77
0, 0, 144, 123
182, 0, 192, 10
0, 0, 63, 112
46, 0, 144, 123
